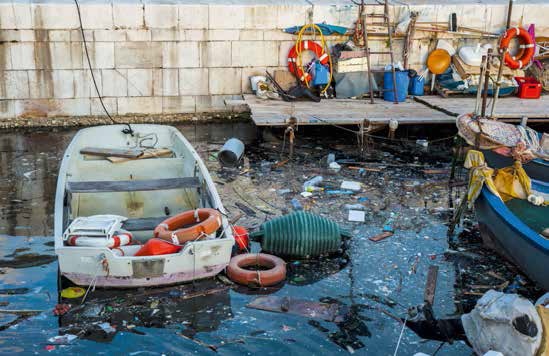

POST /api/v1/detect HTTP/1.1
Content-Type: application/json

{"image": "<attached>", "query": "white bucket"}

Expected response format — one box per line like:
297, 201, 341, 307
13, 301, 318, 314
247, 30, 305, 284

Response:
250, 76, 267, 93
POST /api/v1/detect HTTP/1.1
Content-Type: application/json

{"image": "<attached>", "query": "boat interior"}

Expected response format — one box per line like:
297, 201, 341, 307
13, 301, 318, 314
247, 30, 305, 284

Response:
506, 198, 548, 236
60, 125, 218, 244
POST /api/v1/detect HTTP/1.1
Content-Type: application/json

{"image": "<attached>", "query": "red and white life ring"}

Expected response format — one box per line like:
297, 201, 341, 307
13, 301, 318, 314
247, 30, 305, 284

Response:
500, 27, 535, 69
287, 40, 329, 83
67, 232, 133, 248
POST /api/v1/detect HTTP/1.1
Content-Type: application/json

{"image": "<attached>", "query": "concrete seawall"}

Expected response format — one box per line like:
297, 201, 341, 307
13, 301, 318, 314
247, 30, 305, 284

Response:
0, 0, 546, 124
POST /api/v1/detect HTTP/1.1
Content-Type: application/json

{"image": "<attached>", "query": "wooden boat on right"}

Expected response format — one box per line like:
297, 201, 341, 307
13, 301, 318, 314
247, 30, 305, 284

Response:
475, 179, 549, 290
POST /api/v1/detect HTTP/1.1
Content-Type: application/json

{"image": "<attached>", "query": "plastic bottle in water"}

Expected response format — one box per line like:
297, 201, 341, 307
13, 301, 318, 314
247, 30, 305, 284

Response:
291, 198, 303, 211
303, 176, 323, 191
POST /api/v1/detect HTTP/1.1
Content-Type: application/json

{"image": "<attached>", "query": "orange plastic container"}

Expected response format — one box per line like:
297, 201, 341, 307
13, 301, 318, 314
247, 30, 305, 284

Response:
515, 77, 541, 99
232, 226, 249, 251
134, 238, 182, 256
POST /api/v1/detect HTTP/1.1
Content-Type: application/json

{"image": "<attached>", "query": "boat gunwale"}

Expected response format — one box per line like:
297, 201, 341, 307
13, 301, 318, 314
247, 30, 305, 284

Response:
54, 124, 233, 252
478, 179, 549, 253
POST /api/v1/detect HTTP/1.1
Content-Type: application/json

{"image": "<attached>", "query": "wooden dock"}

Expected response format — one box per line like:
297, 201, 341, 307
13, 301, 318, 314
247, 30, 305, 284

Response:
414, 96, 549, 120
226, 94, 548, 127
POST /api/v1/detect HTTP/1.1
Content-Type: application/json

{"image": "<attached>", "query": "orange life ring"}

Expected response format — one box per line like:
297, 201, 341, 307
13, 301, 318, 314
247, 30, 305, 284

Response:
500, 27, 535, 69
226, 253, 286, 287
287, 40, 329, 84
153, 208, 222, 244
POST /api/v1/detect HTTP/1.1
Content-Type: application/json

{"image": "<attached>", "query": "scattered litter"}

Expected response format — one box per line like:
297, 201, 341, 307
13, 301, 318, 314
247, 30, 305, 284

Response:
326, 190, 354, 195
247, 296, 347, 322
343, 204, 365, 211
98, 322, 116, 334
340, 181, 361, 191
416, 139, 429, 148
282, 324, 294, 332
348, 210, 365, 222
303, 176, 323, 191
369, 231, 393, 242
290, 198, 303, 211
48, 334, 77, 344
329, 162, 341, 172
327, 153, 336, 165
277, 188, 291, 195
60, 287, 85, 299
53, 304, 71, 316
300, 191, 313, 198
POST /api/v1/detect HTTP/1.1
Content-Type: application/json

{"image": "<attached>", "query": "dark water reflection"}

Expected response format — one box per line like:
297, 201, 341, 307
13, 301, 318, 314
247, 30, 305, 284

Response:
0, 122, 473, 355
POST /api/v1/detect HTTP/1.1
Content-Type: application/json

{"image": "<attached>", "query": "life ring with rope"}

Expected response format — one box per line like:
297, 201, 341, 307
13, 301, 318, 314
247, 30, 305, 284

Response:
67, 231, 133, 248
500, 27, 535, 69
226, 253, 286, 287
153, 208, 222, 244
287, 40, 330, 84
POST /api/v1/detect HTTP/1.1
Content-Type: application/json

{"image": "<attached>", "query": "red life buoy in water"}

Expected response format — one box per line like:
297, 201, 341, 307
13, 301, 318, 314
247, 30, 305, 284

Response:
287, 40, 329, 83
500, 27, 535, 69
226, 253, 286, 287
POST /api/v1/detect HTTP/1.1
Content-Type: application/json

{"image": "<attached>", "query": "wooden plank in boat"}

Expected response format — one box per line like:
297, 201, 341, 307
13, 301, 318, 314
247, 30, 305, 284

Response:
66, 177, 201, 193
80, 147, 144, 158
123, 216, 167, 231
106, 148, 173, 163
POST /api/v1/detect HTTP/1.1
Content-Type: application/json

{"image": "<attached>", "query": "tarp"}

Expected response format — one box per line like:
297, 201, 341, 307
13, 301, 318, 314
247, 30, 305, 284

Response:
464, 150, 532, 206
461, 290, 542, 356
284, 24, 347, 36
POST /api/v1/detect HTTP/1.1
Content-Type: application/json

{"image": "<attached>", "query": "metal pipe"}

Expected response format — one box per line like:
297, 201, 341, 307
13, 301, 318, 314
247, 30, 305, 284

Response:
490, 0, 514, 118
474, 55, 487, 115
481, 48, 493, 118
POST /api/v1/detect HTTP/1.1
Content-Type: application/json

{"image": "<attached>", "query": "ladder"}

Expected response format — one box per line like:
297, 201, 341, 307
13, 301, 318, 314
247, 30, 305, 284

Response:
359, 0, 398, 104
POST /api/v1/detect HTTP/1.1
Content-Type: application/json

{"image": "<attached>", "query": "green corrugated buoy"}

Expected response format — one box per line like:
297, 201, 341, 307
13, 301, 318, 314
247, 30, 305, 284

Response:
250, 211, 351, 258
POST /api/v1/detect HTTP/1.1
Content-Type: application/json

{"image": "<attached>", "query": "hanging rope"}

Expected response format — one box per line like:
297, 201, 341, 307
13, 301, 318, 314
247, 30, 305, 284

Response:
295, 23, 333, 94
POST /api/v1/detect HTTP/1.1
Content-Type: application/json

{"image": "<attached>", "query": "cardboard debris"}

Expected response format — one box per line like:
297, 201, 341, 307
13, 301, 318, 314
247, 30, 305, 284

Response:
247, 296, 347, 322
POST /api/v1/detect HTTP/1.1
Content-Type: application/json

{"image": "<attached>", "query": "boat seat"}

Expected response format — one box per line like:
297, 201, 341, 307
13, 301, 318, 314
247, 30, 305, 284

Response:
122, 216, 167, 231
66, 177, 201, 193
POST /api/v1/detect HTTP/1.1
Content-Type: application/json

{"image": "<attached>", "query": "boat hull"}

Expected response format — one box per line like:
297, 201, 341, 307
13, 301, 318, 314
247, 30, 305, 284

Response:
475, 181, 549, 290
483, 150, 549, 181
54, 125, 234, 288
62, 265, 226, 288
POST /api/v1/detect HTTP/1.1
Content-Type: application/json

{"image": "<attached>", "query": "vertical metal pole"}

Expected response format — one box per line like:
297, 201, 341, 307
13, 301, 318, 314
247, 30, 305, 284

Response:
481, 48, 493, 118
385, 0, 399, 104
474, 55, 487, 116
490, 0, 514, 118
361, 1, 375, 104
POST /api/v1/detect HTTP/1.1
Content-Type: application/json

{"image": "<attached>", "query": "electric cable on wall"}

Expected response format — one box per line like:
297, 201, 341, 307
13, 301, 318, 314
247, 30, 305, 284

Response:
73, 0, 134, 135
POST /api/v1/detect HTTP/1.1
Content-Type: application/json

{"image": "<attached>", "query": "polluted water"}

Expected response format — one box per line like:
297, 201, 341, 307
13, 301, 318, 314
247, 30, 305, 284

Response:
0, 123, 542, 355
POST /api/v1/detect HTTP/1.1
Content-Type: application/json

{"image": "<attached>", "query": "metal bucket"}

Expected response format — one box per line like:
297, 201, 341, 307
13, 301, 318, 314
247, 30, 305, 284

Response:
218, 138, 245, 167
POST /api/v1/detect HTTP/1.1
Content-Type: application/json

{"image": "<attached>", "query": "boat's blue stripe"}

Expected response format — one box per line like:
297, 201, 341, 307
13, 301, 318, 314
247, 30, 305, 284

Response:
532, 179, 549, 194
481, 180, 549, 253
533, 158, 549, 168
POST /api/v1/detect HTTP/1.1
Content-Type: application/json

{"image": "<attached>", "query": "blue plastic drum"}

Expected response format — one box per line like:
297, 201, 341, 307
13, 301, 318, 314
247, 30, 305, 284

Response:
383, 70, 409, 102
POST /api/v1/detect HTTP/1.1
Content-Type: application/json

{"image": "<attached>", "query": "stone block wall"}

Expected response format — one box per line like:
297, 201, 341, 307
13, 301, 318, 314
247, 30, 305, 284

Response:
0, 0, 546, 120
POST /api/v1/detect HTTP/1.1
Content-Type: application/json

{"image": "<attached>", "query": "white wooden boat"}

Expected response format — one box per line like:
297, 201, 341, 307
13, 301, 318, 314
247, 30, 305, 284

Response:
54, 125, 234, 288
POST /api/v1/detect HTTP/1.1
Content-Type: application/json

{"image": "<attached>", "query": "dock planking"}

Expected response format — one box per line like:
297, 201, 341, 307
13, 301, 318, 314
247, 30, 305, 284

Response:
235, 94, 547, 127
238, 94, 457, 127
415, 96, 549, 120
